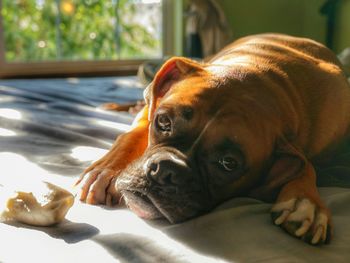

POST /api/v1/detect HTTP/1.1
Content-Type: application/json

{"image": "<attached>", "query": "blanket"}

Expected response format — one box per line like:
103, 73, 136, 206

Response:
0, 77, 349, 263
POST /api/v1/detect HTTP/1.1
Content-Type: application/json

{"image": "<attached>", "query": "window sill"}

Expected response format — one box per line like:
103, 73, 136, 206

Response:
0, 60, 145, 78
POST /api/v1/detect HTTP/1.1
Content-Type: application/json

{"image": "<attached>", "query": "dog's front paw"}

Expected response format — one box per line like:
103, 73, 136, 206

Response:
75, 167, 121, 206
271, 197, 332, 245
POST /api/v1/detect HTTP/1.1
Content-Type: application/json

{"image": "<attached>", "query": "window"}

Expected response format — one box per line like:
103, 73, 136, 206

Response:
0, 0, 182, 77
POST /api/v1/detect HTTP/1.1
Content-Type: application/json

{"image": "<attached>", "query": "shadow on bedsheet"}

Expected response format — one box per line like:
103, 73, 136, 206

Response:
93, 233, 184, 263
314, 136, 350, 188
4, 220, 99, 244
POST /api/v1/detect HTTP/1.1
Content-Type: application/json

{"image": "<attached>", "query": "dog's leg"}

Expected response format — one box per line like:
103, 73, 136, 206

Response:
100, 100, 145, 114
75, 106, 149, 205
271, 162, 332, 245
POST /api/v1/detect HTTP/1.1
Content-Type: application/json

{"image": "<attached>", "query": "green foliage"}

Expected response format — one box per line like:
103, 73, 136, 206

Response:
2, 0, 162, 62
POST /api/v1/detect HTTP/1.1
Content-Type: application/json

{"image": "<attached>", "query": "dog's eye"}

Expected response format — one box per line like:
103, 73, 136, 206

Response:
156, 113, 172, 135
219, 155, 238, 171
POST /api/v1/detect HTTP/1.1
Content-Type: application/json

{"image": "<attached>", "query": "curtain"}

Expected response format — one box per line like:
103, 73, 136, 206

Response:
186, 0, 232, 58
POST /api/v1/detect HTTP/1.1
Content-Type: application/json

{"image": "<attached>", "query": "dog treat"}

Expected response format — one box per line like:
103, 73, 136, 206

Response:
0, 182, 74, 226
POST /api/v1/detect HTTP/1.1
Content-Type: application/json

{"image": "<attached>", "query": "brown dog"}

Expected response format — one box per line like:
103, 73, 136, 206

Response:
76, 34, 350, 245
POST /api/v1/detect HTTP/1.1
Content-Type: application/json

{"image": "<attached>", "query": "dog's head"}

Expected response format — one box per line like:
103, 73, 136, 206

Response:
116, 57, 305, 223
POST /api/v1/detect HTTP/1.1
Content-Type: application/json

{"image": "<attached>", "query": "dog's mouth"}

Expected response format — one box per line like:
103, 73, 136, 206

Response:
121, 190, 164, 220
121, 188, 212, 224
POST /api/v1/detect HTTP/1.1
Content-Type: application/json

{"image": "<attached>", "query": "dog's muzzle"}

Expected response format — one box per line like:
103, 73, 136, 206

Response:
117, 148, 212, 223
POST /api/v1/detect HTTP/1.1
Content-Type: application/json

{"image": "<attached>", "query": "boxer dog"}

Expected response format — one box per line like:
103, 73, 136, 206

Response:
76, 34, 350, 245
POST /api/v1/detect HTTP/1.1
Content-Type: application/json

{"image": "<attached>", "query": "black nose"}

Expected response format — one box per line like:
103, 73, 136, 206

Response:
145, 151, 191, 186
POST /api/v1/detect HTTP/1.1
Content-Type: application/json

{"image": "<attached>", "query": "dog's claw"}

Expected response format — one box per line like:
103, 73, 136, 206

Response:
78, 169, 99, 201
274, 209, 290, 225
105, 177, 122, 207
295, 219, 311, 237
311, 225, 323, 244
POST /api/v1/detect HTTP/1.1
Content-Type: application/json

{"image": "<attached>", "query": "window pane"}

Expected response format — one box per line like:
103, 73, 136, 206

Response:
2, 0, 162, 62
118, 0, 163, 59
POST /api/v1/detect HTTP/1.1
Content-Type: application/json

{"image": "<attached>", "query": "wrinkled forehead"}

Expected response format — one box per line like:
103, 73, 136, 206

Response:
191, 112, 272, 166
161, 75, 221, 106
194, 113, 249, 151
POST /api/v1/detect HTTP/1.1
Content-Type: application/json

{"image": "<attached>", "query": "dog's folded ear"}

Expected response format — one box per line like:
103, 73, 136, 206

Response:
249, 141, 306, 201
144, 57, 204, 120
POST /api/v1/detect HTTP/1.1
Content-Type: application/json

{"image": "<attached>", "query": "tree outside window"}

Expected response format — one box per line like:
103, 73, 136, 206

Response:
2, 0, 163, 62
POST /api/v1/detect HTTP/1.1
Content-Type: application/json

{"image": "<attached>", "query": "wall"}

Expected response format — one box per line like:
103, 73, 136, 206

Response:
182, 0, 350, 54
334, 0, 350, 53
217, 0, 327, 45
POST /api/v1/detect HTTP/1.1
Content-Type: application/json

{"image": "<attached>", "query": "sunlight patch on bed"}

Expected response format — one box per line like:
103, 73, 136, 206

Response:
70, 146, 107, 162
0, 152, 74, 190
66, 77, 80, 84
96, 120, 131, 132
113, 77, 144, 89
0, 128, 16, 136
0, 96, 17, 103
0, 108, 22, 120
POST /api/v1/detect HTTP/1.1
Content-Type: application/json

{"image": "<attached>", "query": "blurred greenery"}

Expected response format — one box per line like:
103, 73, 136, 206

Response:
2, 0, 162, 61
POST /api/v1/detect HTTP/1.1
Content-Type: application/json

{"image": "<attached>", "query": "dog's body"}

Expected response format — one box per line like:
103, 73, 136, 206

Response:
76, 34, 350, 245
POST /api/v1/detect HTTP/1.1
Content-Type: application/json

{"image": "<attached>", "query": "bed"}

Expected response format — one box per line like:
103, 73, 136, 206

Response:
0, 76, 349, 262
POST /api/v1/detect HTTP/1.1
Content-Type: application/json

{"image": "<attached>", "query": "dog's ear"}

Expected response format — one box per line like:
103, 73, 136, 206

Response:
249, 141, 306, 201
143, 57, 204, 120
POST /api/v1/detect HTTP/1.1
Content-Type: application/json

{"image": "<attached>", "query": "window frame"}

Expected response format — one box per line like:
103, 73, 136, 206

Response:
0, 0, 182, 78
